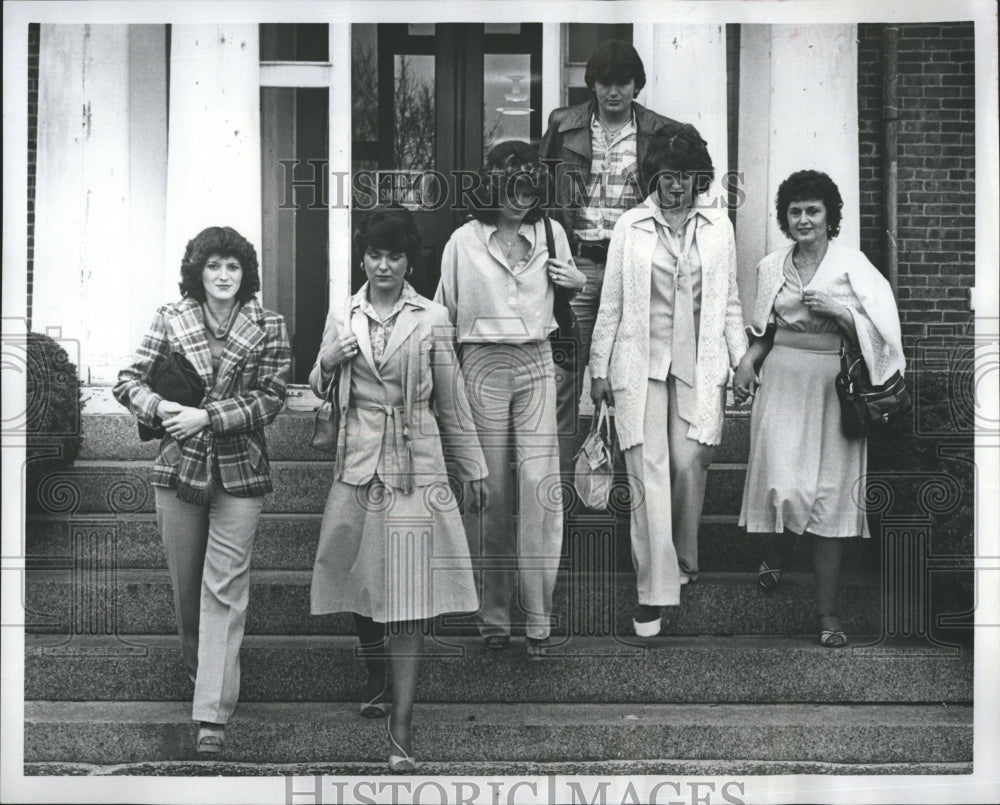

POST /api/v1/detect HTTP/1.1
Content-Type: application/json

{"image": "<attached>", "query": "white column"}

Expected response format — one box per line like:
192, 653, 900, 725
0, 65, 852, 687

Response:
737, 24, 860, 313
635, 24, 729, 184
328, 24, 352, 310
541, 23, 562, 123
33, 25, 132, 385
163, 26, 261, 303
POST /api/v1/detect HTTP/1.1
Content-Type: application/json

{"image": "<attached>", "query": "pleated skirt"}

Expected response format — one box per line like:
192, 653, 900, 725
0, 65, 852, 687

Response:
739, 331, 870, 538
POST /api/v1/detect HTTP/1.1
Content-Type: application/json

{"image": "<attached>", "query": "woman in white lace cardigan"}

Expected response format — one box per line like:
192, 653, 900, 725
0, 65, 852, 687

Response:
589, 124, 749, 637
737, 170, 905, 647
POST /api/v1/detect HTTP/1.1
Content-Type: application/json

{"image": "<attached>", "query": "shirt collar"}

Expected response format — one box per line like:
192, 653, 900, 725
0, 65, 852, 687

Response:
354, 280, 425, 319
641, 193, 713, 229
590, 109, 637, 137
479, 218, 538, 249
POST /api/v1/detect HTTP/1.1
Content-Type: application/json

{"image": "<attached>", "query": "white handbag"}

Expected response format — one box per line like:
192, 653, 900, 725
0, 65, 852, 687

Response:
573, 401, 615, 510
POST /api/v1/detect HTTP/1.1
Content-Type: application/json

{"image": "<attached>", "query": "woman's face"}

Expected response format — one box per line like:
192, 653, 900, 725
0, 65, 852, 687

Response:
496, 161, 539, 222
786, 198, 829, 246
655, 169, 697, 212
201, 254, 243, 306
363, 245, 409, 294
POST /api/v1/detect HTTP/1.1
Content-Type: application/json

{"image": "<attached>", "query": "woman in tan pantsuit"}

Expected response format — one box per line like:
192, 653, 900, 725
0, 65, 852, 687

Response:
589, 125, 750, 637
309, 207, 487, 772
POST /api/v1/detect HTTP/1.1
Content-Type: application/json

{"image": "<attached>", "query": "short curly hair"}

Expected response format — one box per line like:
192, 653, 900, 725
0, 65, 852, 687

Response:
178, 226, 261, 303
469, 140, 546, 225
641, 123, 715, 197
775, 170, 844, 239
352, 206, 422, 268
585, 40, 646, 94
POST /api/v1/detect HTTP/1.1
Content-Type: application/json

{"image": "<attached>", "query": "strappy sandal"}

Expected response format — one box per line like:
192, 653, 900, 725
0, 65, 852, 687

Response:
360, 680, 391, 718
387, 720, 418, 773
818, 615, 847, 648
757, 560, 783, 592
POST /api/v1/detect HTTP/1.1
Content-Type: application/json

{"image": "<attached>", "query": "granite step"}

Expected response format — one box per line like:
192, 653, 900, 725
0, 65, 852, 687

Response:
76, 409, 755, 463
23, 700, 973, 765
28, 459, 747, 515
24, 512, 879, 573
24, 569, 885, 636
24, 634, 973, 704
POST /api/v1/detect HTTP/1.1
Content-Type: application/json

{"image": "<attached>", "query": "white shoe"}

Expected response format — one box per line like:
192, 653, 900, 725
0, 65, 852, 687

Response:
633, 617, 662, 637
680, 574, 691, 586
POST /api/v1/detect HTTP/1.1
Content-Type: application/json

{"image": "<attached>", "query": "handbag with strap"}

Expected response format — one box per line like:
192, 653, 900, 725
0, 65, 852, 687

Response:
544, 215, 581, 370
574, 400, 615, 510
834, 341, 912, 438
138, 352, 206, 442
311, 296, 353, 452
310, 365, 341, 451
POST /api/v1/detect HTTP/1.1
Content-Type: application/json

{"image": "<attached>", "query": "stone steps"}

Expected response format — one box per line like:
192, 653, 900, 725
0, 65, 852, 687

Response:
24, 569, 886, 636
25, 512, 879, 572
24, 700, 973, 766
24, 634, 972, 704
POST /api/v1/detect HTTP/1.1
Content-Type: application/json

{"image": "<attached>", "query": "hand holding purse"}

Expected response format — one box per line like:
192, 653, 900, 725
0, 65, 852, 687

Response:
835, 341, 911, 438
574, 400, 615, 510
311, 296, 353, 452
138, 352, 206, 442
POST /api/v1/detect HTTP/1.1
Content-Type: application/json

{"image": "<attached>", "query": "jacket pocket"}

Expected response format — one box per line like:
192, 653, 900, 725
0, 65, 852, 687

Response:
246, 433, 268, 474
158, 438, 182, 468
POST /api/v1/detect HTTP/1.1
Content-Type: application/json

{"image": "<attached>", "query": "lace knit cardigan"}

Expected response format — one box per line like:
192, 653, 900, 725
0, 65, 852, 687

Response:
746, 241, 905, 385
589, 199, 748, 449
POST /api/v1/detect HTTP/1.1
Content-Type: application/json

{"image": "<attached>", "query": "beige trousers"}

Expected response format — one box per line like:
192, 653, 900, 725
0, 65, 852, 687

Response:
623, 378, 717, 606
154, 484, 263, 724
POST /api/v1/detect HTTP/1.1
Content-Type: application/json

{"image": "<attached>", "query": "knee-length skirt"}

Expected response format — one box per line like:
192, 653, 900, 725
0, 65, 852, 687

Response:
739, 336, 870, 538
311, 477, 479, 623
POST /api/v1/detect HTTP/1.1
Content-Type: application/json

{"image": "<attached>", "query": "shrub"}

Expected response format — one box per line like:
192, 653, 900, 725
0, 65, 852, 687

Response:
25, 332, 83, 509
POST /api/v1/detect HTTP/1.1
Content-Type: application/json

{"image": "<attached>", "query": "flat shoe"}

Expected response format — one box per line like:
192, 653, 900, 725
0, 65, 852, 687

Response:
757, 560, 783, 591
484, 635, 510, 650
387, 720, 418, 773
632, 616, 662, 638
819, 629, 847, 648
526, 636, 551, 660
360, 681, 391, 718
196, 733, 224, 755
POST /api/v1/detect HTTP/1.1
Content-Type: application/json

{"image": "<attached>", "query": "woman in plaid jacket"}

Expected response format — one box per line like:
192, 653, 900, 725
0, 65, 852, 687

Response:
114, 226, 291, 755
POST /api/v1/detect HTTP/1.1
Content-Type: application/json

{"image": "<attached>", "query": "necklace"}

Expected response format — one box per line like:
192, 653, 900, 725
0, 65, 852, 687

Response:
203, 303, 240, 339
600, 119, 626, 142
496, 228, 525, 261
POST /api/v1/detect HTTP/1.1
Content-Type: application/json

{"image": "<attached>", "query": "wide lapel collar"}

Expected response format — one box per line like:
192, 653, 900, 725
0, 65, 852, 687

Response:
379, 287, 426, 366
694, 207, 724, 305
215, 299, 266, 386
560, 102, 595, 161
168, 298, 215, 388
351, 288, 379, 377
628, 199, 659, 290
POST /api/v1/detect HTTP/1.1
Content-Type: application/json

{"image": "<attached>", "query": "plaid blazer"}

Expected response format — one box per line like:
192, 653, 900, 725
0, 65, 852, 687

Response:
114, 297, 291, 502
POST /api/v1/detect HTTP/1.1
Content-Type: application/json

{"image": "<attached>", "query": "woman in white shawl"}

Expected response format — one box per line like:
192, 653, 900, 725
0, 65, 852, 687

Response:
736, 170, 905, 647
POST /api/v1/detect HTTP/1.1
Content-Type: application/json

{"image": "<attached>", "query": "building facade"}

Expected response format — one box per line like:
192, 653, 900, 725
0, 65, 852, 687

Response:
25, 21, 976, 385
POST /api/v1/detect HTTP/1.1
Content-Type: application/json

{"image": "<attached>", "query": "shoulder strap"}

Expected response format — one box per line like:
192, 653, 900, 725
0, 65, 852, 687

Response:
543, 216, 556, 259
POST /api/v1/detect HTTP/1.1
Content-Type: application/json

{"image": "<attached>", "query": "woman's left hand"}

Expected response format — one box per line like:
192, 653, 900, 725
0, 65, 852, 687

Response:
732, 357, 757, 404
547, 259, 586, 292
162, 406, 211, 441
801, 290, 847, 320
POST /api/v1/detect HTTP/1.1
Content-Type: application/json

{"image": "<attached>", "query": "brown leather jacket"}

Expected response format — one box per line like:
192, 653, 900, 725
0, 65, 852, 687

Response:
539, 100, 678, 246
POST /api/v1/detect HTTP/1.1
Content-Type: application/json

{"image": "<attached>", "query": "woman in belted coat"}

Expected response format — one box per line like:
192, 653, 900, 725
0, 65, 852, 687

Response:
114, 226, 291, 755
309, 207, 487, 773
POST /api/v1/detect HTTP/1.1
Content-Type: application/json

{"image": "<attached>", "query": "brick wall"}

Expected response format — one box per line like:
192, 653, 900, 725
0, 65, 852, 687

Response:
28, 23, 39, 330
857, 22, 976, 350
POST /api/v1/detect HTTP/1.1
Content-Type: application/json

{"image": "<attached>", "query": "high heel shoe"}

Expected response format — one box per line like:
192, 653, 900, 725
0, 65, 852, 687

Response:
387, 720, 418, 774
818, 614, 847, 648
360, 680, 391, 718
757, 560, 783, 592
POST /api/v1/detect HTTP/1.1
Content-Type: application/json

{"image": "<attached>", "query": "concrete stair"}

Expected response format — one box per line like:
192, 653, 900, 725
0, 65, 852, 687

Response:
21, 409, 974, 775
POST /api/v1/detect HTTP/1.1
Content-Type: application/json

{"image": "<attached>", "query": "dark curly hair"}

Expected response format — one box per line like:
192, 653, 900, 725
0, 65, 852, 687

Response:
585, 39, 646, 94
469, 140, 546, 225
775, 170, 844, 239
178, 226, 261, 303
641, 123, 715, 197
352, 206, 422, 268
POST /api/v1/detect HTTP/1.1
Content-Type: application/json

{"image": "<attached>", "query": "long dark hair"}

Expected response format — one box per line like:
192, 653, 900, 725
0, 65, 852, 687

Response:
178, 226, 261, 303
468, 140, 546, 226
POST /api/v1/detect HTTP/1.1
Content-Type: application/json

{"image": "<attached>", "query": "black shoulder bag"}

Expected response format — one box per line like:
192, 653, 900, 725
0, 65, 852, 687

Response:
544, 215, 581, 371
138, 352, 206, 441
834, 342, 911, 438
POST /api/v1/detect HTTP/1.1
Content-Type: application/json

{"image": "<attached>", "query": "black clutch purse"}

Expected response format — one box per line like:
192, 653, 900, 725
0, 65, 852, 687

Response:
138, 352, 206, 441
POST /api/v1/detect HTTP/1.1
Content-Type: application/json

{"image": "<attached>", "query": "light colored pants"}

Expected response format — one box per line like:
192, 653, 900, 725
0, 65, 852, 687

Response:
154, 484, 264, 724
623, 378, 716, 605
460, 342, 563, 640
